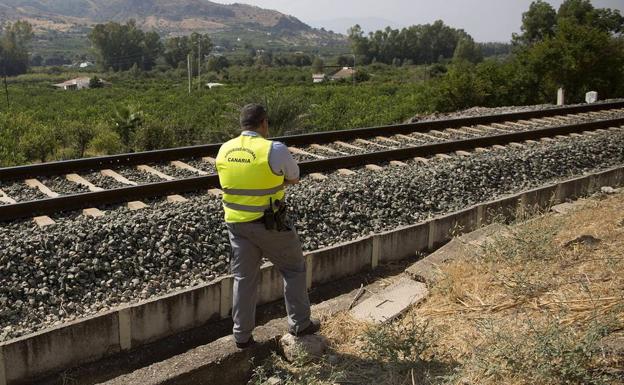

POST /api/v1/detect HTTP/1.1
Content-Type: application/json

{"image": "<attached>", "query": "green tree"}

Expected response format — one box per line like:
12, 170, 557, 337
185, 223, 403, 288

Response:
312, 57, 324, 73
348, 21, 474, 65
164, 36, 190, 68
19, 124, 57, 163
513, 1, 557, 45
142, 31, 164, 70
557, 0, 624, 34
163, 33, 212, 69
0, 20, 34, 76
520, 18, 624, 102
67, 122, 96, 158
557, 0, 595, 24
89, 128, 123, 155
453, 36, 483, 63
348, 25, 370, 63
206, 55, 229, 73
89, 20, 162, 71
113, 105, 143, 149
336, 55, 354, 67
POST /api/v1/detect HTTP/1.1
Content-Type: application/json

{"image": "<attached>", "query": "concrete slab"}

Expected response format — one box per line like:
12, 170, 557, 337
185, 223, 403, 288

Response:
167, 195, 188, 203
365, 164, 384, 171
83, 208, 105, 218
287, 147, 325, 159
137, 165, 174, 181
414, 132, 443, 141
428, 129, 450, 137
309, 173, 328, 181
461, 126, 485, 134
389, 160, 408, 167
25, 179, 59, 198
351, 278, 428, 324
101, 169, 137, 186
310, 144, 346, 155
208, 188, 223, 197
0, 345, 5, 385
356, 138, 393, 149
3, 310, 120, 385
455, 150, 471, 157
127, 201, 148, 211
0, 189, 16, 204
395, 134, 421, 142
407, 223, 508, 285
33, 216, 55, 227
334, 141, 364, 151
97, 272, 394, 385
551, 202, 576, 214
202, 157, 216, 165
171, 161, 209, 175
66, 174, 105, 192
337, 168, 356, 176
376, 136, 401, 145
413, 157, 429, 163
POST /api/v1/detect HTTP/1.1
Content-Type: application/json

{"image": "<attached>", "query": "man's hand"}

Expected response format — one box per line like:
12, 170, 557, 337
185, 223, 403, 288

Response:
284, 178, 300, 185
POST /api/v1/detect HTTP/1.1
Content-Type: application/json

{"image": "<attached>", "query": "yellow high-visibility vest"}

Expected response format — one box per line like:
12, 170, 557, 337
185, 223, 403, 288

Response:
215, 134, 285, 223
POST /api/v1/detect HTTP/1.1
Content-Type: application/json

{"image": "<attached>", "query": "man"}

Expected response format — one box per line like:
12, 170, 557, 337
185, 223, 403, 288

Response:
216, 103, 320, 349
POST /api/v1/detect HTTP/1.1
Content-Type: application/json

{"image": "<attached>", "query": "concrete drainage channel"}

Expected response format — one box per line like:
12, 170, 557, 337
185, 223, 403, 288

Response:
1, 165, 624, 385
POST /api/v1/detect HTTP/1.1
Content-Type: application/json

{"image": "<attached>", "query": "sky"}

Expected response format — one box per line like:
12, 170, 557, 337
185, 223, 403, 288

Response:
212, 0, 624, 42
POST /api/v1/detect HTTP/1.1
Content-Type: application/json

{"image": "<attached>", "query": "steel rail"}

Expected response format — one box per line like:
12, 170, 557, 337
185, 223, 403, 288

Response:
1, 116, 622, 222
1, 101, 623, 181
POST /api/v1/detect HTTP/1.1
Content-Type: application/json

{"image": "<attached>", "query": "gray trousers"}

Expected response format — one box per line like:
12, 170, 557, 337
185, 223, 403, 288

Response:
226, 222, 311, 343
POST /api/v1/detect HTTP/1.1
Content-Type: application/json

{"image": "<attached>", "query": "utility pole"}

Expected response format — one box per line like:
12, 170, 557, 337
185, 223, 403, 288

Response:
2, 66, 9, 109
197, 39, 202, 91
352, 54, 356, 87
187, 54, 191, 95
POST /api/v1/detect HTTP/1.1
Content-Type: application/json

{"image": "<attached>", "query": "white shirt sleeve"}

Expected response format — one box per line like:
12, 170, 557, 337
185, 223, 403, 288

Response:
269, 141, 300, 180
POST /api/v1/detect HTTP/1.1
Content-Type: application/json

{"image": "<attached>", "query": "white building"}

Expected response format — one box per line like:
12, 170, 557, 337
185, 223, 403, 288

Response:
206, 82, 225, 89
312, 74, 326, 83
53, 77, 109, 90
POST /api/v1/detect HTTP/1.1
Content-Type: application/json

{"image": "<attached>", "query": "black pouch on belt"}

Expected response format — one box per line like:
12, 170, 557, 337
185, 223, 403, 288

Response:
263, 198, 276, 230
274, 199, 293, 231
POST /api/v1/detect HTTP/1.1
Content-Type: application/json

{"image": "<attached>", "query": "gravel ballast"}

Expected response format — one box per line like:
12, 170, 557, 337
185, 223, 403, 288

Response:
1, 129, 624, 341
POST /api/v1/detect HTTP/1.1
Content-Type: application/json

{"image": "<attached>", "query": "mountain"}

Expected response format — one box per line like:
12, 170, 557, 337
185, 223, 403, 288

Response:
0, 0, 342, 42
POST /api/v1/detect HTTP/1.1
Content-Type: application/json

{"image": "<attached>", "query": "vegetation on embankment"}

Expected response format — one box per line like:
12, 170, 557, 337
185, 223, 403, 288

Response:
251, 191, 624, 385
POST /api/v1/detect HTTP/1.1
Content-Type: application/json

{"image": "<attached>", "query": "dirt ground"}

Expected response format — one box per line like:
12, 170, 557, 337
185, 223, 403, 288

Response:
250, 191, 624, 385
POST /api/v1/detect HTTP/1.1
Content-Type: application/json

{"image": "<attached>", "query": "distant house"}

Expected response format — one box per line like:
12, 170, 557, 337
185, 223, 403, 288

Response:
330, 67, 355, 81
53, 77, 109, 90
79, 61, 94, 68
312, 73, 326, 83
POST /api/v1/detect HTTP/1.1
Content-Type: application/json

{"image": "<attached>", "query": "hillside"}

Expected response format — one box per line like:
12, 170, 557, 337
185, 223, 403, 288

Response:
0, 0, 342, 42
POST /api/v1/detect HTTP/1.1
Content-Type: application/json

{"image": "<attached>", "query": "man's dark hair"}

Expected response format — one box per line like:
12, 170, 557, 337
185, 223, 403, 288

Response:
240, 103, 268, 131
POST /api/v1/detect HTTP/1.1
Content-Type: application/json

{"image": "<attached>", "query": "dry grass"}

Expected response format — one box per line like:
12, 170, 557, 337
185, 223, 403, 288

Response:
250, 193, 624, 385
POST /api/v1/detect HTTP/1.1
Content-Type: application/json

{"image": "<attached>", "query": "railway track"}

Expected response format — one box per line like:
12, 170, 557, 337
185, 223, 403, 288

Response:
1, 101, 624, 222
3, 104, 624, 345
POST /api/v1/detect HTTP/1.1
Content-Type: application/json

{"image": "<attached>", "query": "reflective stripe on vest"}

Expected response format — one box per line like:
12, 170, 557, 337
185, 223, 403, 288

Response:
221, 184, 284, 196
222, 201, 270, 212
215, 134, 285, 223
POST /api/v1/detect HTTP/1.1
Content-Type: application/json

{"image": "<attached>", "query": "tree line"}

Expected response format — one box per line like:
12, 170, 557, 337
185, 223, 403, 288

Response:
348, 20, 483, 65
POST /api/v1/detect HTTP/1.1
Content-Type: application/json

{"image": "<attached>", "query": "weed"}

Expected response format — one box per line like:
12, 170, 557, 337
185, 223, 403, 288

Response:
447, 313, 622, 385
360, 314, 434, 367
